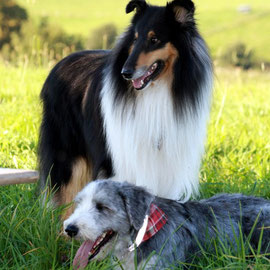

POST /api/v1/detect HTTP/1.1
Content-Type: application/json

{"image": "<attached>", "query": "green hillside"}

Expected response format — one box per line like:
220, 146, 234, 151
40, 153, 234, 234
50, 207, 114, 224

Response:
18, 0, 270, 61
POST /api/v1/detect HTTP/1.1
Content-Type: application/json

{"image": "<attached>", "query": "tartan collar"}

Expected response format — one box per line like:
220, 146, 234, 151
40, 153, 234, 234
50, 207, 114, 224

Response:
143, 203, 168, 242
129, 203, 167, 251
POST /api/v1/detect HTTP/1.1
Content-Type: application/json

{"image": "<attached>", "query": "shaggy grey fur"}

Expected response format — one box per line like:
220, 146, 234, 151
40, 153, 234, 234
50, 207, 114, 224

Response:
64, 180, 270, 269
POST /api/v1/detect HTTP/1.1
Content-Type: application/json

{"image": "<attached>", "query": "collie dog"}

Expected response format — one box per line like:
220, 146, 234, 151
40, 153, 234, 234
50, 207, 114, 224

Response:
39, 0, 213, 213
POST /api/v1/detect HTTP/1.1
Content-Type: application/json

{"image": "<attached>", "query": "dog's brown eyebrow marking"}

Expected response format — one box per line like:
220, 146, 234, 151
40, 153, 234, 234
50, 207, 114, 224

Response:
129, 32, 138, 54
147, 31, 156, 38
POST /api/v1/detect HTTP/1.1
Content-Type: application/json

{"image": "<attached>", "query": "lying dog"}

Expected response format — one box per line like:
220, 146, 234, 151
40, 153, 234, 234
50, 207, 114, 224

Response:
64, 180, 270, 269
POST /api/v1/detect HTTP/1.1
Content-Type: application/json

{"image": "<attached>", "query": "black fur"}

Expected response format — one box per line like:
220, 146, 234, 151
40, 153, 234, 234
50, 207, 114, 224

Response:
39, 50, 112, 189
126, 0, 147, 14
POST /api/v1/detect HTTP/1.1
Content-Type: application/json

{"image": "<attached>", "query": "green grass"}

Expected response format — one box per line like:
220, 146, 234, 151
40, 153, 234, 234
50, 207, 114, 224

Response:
201, 68, 270, 199
0, 63, 270, 269
17, 0, 270, 61
0, 63, 45, 170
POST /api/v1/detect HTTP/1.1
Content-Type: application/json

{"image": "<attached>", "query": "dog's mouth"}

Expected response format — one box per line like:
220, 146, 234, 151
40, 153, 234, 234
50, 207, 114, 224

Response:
73, 230, 115, 269
131, 60, 165, 90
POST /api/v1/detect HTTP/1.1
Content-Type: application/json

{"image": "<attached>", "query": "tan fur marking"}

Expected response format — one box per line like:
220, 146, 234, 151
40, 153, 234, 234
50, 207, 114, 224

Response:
81, 53, 104, 112
59, 158, 92, 219
162, 43, 179, 82
173, 6, 193, 23
147, 31, 156, 38
129, 32, 138, 55
82, 80, 91, 111
173, 6, 187, 23
129, 44, 134, 55
136, 43, 179, 84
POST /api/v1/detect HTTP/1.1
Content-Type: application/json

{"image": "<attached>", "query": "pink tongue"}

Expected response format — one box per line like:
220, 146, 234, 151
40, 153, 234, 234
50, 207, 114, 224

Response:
132, 72, 149, 89
73, 240, 94, 270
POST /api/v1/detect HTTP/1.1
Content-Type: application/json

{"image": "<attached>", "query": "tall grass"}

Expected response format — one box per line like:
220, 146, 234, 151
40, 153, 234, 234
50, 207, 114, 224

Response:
201, 68, 270, 199
0, 63, 44, 170
0, 187, 69, 269
0, 61, 270, 268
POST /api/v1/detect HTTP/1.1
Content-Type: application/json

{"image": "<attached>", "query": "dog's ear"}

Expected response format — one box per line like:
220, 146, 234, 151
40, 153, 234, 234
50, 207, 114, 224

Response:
166, 0, 195, 24
126, 0, 147, 14
119, 183, 154, 231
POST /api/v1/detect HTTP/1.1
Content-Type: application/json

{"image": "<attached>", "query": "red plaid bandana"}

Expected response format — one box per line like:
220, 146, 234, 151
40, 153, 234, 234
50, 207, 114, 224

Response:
142, 203, 168, 242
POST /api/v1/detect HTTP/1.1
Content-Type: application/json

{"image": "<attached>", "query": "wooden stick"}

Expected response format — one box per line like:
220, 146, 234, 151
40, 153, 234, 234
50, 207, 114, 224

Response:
0, 168, 39, 186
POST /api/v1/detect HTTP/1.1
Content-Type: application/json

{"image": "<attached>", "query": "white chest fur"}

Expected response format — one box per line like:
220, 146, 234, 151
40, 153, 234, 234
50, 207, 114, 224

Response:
101, 78, 210, 200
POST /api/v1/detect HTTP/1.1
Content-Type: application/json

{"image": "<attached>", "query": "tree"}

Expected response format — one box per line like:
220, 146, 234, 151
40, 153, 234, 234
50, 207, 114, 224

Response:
87, 24, 117, 50
0, 0, 28, 49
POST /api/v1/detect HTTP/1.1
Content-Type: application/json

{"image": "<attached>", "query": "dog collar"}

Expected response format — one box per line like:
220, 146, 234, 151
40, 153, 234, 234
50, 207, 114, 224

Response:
129, 203, 168, 251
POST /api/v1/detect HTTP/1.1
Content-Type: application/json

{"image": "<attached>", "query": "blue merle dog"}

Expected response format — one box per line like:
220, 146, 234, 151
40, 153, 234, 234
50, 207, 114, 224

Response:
64, 179, 270, 269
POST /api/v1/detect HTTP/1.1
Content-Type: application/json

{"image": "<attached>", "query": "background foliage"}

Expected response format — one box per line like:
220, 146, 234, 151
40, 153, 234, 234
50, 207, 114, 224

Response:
1, 0, 270, 68
0, 0, 28, 49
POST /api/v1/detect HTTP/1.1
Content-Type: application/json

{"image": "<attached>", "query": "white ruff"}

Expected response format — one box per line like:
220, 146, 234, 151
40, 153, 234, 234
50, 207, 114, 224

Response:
101, 77, 211, 200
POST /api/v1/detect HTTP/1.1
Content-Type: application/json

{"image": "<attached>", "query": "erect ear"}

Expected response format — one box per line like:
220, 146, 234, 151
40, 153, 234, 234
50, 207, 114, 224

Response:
119, 183, 154, 231
126, 0, 147, 14
167, 0, 195, 24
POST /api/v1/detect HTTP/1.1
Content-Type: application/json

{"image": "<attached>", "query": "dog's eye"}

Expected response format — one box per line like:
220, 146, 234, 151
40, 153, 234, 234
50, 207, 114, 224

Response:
96, 203, 104, 211
150, 36, 159, 44
96, 202, 110, 212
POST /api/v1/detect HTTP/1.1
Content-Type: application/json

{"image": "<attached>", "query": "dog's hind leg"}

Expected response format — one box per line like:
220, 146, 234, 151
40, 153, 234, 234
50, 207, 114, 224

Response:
57, 158, 92, 219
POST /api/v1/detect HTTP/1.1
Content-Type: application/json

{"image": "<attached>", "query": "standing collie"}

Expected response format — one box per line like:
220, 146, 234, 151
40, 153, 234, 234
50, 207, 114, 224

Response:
39, 0, 213, 212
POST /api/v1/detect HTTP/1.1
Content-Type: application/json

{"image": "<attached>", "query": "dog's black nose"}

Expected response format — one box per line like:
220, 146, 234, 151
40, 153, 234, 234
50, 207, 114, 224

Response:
121, 68, 133, 80
65, 224, 79, 237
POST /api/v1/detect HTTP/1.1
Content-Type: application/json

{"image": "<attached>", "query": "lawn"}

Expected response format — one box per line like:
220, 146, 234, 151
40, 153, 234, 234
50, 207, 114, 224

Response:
1, 0, 270, 268
0, 62, 270, 269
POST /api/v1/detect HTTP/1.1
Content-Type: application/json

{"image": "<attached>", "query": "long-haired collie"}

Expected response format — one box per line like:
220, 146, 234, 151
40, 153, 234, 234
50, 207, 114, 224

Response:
39, 0, 213, 215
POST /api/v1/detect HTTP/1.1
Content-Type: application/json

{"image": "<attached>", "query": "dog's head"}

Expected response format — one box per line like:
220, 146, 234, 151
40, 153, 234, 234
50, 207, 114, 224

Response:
63, 180, 154, 266
120, 0, 196, 90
